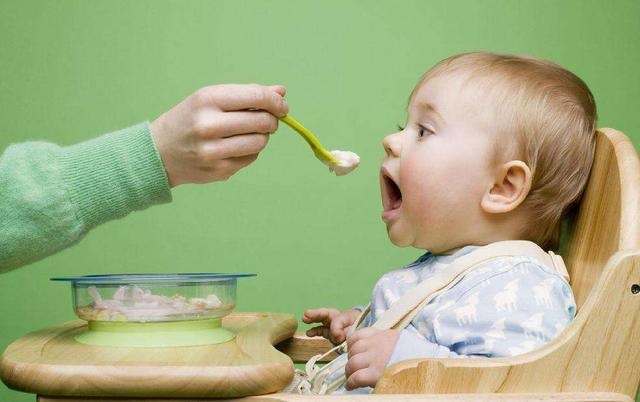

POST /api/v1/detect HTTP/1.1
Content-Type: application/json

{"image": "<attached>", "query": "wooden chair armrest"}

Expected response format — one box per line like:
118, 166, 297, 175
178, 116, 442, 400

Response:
275, 332, 338, 363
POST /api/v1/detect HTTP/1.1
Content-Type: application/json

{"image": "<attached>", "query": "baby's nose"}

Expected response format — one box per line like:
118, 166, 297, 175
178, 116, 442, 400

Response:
383, 133, 401, 157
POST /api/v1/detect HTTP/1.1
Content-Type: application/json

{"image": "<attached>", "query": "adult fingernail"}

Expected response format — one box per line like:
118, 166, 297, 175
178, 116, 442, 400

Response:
268, 85, 286, 96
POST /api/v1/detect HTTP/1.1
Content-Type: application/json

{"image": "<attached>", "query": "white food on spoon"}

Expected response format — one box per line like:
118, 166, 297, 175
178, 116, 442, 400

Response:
326, 150, 360, 176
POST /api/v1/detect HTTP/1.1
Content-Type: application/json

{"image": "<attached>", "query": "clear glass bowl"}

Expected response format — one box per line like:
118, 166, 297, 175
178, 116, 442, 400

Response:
51, 273, 256, 323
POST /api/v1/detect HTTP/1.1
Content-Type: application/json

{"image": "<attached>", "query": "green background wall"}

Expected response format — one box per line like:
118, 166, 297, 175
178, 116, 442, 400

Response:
1, 1, 639, 400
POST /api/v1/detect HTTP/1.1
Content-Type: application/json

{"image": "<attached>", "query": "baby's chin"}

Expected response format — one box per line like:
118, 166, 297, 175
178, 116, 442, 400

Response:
385, 226, 415, 248
386, 225, 444, 251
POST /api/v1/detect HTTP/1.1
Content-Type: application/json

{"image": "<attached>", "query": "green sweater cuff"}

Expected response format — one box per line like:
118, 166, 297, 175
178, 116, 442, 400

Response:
58, 122, 172, 230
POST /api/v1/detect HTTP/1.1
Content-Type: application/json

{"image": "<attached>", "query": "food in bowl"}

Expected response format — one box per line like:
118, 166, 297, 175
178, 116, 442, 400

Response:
51, 273, 255, 323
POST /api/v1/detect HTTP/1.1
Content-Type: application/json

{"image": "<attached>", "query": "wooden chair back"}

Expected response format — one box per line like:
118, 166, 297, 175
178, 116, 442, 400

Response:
563, 128, 640, 307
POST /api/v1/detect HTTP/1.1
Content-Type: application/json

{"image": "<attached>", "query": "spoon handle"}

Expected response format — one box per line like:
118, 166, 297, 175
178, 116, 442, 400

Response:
280, 115, 338, 164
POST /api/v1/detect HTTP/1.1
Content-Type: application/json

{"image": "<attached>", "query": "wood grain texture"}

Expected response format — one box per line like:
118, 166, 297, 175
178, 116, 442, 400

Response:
1, 312, 297, 398
276, 333, 337, 363
565, 128, 640, 307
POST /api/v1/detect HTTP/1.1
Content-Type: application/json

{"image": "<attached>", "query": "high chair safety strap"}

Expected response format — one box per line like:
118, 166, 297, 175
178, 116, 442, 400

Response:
373, 240, 569, 330
294, 240, 569, 394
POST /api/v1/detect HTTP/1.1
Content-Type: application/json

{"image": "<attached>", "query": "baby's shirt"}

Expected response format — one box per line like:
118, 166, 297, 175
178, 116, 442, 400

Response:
334, 245, 576, 394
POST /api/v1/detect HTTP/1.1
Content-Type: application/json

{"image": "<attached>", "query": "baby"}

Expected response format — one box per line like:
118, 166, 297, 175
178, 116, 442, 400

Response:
302, 52, 597, 394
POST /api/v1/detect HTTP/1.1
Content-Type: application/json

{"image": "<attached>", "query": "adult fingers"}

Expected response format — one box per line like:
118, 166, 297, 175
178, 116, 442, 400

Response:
219, 154, 260, 179
192, 153, 259, 183
269, 85, 286, 97
228, 153, 260, 170
199, 133, 270, 161
195, 84, 289, 117
194, 110, 279, 139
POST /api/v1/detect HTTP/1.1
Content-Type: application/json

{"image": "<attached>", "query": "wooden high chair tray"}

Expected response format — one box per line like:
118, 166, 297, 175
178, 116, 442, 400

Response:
0, 312, 297, 398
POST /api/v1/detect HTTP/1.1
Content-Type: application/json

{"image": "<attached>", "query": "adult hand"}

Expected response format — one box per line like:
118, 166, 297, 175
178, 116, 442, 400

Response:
151, 84, 288, 187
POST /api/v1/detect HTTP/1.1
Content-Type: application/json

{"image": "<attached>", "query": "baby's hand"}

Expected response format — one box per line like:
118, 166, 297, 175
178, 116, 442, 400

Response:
344, 327, 401, 390
302, 308, 361, 345
151, 84, 288, 187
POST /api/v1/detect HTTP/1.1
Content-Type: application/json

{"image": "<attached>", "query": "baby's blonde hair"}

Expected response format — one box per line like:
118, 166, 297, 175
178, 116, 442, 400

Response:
415, 52, 597, 250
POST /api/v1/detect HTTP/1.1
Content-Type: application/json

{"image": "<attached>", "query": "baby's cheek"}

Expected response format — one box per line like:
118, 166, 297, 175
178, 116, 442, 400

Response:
400, 164, 433, 206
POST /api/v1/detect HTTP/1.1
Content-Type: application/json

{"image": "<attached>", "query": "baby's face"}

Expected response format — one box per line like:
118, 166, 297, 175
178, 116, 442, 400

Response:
380, 72, 497, 253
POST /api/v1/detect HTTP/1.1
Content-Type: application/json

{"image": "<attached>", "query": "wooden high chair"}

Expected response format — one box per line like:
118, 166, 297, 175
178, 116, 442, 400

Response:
272, 128, 640, 402
4, 128, 639, 402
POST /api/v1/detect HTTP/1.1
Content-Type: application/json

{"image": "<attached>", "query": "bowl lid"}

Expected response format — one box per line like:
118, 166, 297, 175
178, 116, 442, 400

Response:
50, 273, 256, 284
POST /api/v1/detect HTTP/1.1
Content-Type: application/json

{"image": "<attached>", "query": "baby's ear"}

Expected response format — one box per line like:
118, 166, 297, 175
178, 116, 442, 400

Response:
481, 160, 532, 214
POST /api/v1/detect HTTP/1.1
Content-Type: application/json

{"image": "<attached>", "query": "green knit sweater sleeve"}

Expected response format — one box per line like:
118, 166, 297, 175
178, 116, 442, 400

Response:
0, 122, 172, 273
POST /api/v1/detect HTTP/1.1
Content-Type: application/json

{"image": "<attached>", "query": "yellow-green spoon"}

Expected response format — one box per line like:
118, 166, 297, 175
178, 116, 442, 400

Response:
279, 114, 361, 176
279, 115, 339, 165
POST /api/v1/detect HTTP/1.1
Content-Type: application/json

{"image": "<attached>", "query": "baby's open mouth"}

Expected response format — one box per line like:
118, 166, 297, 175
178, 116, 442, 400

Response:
381, 167, 402, 219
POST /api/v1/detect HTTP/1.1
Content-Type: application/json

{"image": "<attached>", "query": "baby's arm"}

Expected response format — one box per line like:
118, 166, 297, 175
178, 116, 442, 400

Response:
343, 316, 476, 391
302, 307, 361, 344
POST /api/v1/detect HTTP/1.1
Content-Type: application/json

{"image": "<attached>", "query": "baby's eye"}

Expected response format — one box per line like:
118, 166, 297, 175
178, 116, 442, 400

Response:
418, 125, 435, 137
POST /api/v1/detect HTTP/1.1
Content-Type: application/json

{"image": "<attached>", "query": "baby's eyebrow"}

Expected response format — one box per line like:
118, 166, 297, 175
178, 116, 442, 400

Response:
415, 101, 445, 124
